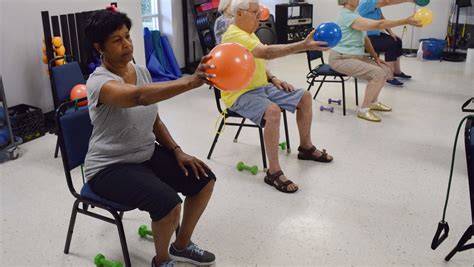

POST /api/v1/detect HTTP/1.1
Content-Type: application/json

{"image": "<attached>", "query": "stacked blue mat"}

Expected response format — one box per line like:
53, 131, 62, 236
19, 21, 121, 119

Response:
144, 27, 182, 82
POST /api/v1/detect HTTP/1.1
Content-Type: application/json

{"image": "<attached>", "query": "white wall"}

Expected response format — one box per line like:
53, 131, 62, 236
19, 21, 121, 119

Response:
0, 0, 145, 113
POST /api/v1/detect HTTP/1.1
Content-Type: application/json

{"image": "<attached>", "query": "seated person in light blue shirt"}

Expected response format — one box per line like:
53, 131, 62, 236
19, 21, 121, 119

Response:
329, 0, 421, 122
358, 0, 415, 86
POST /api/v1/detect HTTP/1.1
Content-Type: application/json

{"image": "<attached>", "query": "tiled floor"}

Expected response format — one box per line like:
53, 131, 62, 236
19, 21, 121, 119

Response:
1, 53, 473, 266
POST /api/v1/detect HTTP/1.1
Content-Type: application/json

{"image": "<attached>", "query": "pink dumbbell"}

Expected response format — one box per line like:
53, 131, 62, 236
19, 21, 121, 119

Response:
320, 105, 334, 113
328, 98, 341, 105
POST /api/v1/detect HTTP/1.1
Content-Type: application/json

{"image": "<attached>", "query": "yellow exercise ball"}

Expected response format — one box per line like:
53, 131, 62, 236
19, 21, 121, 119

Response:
414, 7, 433, 27
52, 36, 63, 48
55, 45, 66, 56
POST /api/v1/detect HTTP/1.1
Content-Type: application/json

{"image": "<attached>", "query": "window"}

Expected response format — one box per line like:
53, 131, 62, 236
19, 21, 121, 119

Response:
141, 0, 160, 30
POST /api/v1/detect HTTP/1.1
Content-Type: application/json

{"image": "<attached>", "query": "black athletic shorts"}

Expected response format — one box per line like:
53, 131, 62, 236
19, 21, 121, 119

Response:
89, 144, 216, 221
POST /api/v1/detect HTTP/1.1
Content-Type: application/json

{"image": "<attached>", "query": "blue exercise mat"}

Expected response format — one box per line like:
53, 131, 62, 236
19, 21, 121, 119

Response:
143, 28, 179, 82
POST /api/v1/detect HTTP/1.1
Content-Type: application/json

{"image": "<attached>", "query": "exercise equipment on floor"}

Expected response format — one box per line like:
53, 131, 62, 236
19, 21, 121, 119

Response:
278, 141, 287, 150
320, 105, 334, 113
0, 76, 21, 162
205, 43, 256, 92
236, 161, 258, 175
328, 98, 341, 106
313, 22, 342, 48
94, 254, 123, 267
431, 97, 474, 261
444, 0, 471, 62
138, 225, 153, 238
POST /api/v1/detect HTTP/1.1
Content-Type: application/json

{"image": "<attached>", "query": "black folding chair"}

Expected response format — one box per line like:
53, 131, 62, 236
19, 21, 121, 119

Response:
56, 99, 134, 267
306, 50, 359, 116
207, 87, 291, 170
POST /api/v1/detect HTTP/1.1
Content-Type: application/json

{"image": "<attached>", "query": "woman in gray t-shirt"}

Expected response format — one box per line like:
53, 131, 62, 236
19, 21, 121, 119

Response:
84, 9, 216, 267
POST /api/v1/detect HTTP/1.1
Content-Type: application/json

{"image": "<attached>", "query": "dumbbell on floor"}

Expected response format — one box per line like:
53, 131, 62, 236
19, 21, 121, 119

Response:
278, 141, 287, 150
328, 98, 341, 105
320, 105, 334, 113
138, 224, 153, 238
236, 161, 258, 175
94, 254, 123, 267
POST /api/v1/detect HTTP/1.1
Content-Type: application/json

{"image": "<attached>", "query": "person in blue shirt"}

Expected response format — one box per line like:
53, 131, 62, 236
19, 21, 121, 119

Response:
358, 0, 415, 86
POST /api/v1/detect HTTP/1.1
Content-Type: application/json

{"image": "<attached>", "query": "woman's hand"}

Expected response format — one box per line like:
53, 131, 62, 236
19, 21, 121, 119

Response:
303, 29, 331, 52
407, 15, 423, 27
190, 55, 216, 88
271, 77, 295, 92
175, 149, 211, 179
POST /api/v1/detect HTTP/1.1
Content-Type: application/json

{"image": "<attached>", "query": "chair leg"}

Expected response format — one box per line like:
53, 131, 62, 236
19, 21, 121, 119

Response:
54, 138, 60, 158
341, 77, 346, 116
313, 76, 327, 100
306, 77, 316, 91
282, 111, 291, 153
207, 119, 225, 159
113, 212, 131, 267
233, 118, 246, 142
119, 211, 124, 219
64, 199, 80, 254
258, 127, 267, 171
354, 78, 359, 106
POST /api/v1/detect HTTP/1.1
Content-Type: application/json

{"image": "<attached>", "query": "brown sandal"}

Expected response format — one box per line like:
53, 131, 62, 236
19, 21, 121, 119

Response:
297, 145, 333, 162
264, 170, 298, 193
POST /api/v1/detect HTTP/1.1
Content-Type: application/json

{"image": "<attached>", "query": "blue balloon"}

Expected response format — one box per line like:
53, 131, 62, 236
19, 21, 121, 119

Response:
416, 0, 429, 7
313, 22, 342, 48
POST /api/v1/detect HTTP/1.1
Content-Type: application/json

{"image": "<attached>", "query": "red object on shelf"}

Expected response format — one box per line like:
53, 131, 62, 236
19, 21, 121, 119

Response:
196, 0, 218, 12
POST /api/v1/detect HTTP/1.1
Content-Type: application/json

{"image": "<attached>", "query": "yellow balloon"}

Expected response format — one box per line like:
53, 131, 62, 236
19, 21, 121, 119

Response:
414, 7, 433, 27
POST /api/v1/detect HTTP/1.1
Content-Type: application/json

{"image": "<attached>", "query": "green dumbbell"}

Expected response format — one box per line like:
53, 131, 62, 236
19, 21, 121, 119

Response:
278, 142, 287, 150
236, 161, 258, 175
94, 254, 123, 267
138, 224, 153, 238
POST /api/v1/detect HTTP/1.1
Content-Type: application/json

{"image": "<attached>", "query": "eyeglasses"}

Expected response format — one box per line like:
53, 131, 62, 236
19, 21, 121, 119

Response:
244, 9, 262, 18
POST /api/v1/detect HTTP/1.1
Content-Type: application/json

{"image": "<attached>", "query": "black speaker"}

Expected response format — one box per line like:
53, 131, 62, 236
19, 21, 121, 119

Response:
275, 3, 313, 44
255, 15, 277, 45
456, 0, 472, 7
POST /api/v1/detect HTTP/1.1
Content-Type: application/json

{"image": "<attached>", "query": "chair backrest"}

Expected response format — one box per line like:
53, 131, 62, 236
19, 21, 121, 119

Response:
50, 61, 86, 108
306, 50, 325, 72
56, 100, 92, 195
212, 86, 225, 114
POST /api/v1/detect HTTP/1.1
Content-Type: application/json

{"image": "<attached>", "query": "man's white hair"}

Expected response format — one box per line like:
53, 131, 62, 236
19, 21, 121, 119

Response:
218, 0, 232, 13
231, 0, 259, 16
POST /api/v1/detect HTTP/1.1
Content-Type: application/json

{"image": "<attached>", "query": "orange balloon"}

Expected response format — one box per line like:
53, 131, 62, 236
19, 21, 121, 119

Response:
55, 45, 66, 56
260, 4, 270, 21
52, 36, 63, 48
205, 43, 256, 92
70, 84, 88, 106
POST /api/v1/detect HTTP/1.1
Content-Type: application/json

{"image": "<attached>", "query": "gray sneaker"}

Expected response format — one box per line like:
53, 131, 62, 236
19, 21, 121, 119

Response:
151, 257, 175, 267
169, 242, 215, 265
